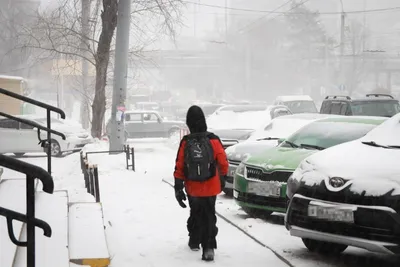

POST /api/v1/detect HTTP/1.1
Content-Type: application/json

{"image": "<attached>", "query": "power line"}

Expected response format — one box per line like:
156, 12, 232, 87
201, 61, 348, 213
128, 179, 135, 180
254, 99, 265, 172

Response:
238, 0, 295, 33
239, 0, 311, 33
182, 0, 400, 15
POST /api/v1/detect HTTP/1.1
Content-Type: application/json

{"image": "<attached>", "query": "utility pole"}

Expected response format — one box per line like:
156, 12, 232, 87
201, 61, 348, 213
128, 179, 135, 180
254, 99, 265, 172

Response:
224, 0, 228, 42
340, 12, 345, 60
80, 0, 90, 129
109, 0, 131, 152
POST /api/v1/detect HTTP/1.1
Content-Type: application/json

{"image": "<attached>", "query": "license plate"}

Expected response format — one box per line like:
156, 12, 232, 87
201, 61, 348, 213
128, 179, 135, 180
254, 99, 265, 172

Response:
247, 182, 281, 197
308, 205, 354, 223
233, 190, 239, 198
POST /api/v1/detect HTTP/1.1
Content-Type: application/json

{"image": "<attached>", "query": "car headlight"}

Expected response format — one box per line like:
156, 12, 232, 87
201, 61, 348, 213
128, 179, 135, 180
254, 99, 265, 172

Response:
236, 162, 246, 177
286, 174, 300, 199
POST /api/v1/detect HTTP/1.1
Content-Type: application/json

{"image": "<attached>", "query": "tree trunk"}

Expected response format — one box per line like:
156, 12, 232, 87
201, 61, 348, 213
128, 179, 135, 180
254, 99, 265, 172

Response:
91, 0, 118, 138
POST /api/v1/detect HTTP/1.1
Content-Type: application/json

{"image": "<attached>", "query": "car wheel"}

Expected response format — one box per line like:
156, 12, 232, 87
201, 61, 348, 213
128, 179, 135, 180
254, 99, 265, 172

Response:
44, 139, 62, 157
223, 188, 233, 197
302, 238, 347, 254
242, 207, 273, 218
168, 127, 180, 138
14, 153, 25, 157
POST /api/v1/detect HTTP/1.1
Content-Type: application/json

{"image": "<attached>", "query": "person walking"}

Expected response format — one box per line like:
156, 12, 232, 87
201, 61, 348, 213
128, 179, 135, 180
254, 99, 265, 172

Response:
173, 105, 228, 261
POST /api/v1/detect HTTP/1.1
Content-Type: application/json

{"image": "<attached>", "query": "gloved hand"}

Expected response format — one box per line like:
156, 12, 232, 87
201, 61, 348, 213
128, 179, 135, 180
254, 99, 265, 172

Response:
220, 175, 226, 191
174, 178, 187, 208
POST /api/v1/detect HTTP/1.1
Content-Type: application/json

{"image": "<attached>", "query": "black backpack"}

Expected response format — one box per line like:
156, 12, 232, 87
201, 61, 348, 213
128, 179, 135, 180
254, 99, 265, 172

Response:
183, 132, 216, 182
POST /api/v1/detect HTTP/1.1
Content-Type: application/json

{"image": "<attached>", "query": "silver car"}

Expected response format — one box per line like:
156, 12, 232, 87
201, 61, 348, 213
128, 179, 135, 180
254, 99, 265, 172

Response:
106, 110, 185, 139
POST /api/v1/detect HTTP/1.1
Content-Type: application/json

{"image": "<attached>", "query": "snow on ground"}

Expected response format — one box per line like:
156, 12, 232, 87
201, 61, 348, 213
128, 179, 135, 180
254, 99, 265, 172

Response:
2, 138, 400, 267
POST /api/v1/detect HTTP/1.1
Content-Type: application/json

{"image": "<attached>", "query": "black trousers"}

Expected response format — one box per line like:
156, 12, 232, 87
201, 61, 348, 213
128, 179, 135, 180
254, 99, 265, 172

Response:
187, 195, 218, 249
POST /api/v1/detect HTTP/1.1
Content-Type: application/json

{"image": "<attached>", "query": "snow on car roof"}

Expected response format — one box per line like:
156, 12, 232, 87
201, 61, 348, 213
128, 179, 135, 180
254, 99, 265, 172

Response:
275, 95, 313, 102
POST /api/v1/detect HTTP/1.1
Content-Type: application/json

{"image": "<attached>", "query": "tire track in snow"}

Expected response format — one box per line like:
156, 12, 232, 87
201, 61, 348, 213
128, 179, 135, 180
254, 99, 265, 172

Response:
161, 178, 295, 267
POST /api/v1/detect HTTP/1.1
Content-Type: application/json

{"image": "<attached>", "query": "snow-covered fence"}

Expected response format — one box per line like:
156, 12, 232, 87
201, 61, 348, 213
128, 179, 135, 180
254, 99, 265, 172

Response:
80, 153, 101, 202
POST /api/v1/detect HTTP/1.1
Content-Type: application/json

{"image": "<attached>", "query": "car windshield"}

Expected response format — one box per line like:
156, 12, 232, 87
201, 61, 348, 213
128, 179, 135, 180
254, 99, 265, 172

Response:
248, 118, 312, 141
281, 121, 379, 150
284, 100, 317, 113
351, 101, 400, 117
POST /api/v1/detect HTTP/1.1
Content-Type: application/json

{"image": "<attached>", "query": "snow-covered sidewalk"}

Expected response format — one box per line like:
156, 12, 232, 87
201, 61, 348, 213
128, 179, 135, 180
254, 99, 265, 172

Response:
89, 140, 289, 267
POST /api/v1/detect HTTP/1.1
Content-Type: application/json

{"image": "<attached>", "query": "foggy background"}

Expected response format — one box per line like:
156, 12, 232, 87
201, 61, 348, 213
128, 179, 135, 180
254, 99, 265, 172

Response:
0, 0, 399, 127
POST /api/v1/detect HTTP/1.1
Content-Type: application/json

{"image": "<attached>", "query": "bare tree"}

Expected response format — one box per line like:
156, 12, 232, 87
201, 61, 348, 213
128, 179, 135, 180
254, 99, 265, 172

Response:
14, 0, 182, 138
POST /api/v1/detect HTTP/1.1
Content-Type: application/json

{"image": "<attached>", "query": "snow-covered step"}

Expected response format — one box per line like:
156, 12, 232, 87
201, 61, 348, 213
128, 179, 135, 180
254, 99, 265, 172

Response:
0, 179, 30, 267
13, 191, 69, 267
69, 203, 110, 267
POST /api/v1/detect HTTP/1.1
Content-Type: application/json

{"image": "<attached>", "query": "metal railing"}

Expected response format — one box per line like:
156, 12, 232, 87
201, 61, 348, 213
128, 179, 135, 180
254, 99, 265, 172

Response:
0, 87, 66, 174
79, 145, 135, 202
0, 154, 54, 267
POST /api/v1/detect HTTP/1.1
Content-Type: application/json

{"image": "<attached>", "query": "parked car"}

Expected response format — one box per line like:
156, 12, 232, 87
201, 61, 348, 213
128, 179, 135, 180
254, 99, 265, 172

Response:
320, 94, 400, 117
106, 110, 185, 139
274, 95, 318, 114
0, 115, 93, 157
223, 113, 332, 196
233, 116, 387, 217
285, 112, 400, 255
208, 105, 292, 149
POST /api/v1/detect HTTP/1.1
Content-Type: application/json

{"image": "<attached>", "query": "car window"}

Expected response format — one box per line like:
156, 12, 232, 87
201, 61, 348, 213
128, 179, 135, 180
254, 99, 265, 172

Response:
125, 113, 142, 122
340, 103, 349, 115
0, 119, 19, 129
320, 101, 331, 114
143, 113, 158, 122
20, 122, 35, 130
350, 101, 400, 117
281, 121, 379, 149
330, 102, 343, 114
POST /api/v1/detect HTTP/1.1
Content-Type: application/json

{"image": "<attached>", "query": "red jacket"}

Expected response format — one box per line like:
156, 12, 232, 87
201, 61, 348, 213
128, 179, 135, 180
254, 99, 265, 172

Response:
174, 134, 229, 197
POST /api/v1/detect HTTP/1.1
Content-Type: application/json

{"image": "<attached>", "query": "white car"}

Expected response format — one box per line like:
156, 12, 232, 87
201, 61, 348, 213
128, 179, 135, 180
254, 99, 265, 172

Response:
285, 113, 400, 255
0, 115, 93, 157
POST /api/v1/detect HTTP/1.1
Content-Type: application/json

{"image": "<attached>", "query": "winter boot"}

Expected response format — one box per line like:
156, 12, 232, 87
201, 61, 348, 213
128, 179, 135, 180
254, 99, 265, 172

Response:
201, 248, 214, 261
188, 237, 200, 251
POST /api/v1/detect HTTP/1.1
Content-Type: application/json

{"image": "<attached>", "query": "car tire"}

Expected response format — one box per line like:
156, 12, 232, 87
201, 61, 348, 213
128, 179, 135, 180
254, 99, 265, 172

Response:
14, 153, 25, 157
223, 188, 233, 197
168, 127, 180, 138
242, 206, 273, 218
44, 139, 63, 157
302, 238, 347, 254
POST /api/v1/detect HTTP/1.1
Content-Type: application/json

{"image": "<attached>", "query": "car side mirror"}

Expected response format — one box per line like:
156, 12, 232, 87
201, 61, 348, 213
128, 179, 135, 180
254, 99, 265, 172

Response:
278, 138, 285, 145
157, 117, 162, 123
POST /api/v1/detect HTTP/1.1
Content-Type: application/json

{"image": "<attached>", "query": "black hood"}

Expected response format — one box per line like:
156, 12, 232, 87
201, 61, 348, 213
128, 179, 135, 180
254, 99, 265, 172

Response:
186, 105, 207, 133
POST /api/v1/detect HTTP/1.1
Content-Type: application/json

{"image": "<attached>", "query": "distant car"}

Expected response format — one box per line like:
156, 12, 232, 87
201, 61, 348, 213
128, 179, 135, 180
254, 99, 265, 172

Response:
233, 116, 387, 217
208, 105, 292, 149
274, 95, 318, 114
0, 115, 93, 157
285, 112, 400, 255
106, 110, 185, 139
320, 94, 400, 117
223, 113, 332, 196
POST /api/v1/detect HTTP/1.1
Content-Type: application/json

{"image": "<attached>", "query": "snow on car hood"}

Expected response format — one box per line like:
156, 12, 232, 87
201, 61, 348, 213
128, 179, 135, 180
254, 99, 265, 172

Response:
225, 140, 279, 161
295, 140, 400, 196
211, 128, 254, 141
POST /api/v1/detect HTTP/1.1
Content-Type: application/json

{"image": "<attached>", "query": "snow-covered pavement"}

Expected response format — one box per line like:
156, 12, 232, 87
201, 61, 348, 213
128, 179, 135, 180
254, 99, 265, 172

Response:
2, 138, 400, 267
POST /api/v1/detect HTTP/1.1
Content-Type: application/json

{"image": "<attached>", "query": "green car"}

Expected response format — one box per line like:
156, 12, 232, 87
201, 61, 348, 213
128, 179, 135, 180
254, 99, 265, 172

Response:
233, 116, 387, 216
